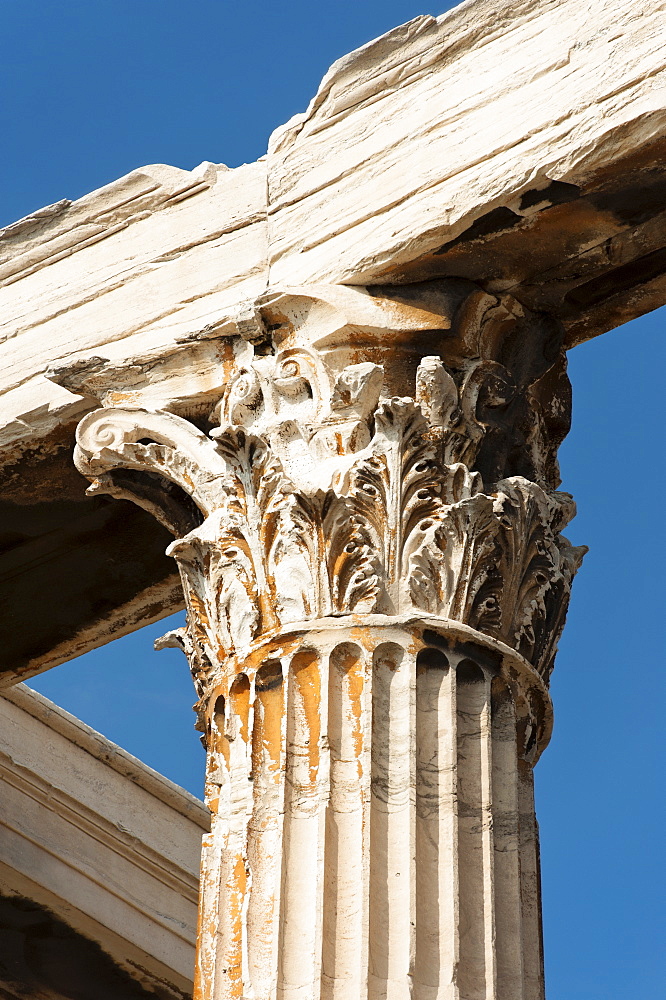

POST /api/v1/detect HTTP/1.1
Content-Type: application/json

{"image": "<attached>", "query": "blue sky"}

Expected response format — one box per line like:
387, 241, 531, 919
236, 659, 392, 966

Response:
2, 2, 664, 997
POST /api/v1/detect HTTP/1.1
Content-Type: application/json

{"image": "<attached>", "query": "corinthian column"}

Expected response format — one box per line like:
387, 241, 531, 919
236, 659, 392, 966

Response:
74, 280, 585, 1000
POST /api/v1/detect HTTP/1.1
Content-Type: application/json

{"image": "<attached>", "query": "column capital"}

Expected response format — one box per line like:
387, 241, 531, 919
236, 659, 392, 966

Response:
75, 279, 585, 695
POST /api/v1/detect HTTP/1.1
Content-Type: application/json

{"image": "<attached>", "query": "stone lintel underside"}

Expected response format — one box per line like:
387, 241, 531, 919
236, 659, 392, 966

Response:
0, 0, 664, 680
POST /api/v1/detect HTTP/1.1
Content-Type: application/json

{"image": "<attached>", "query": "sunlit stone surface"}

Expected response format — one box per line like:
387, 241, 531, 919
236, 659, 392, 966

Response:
1, 0, 664, 997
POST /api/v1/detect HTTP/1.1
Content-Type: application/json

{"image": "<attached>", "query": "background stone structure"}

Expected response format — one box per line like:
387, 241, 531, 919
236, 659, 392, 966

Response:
0, 684, 206, 998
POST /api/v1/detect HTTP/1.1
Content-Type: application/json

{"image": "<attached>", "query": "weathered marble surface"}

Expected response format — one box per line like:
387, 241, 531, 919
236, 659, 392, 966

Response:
267, 0, 666, 294
0, 0, 664, 676
0, 160, 267, 460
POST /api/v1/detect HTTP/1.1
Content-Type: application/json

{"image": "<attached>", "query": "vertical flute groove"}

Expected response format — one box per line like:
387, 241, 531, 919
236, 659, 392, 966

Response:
456, 661, 492, 1000
278, 650, 323, 1000
248, 660, 286, 1000
369, 643, 412, 1000
321, 643, 366, 1000
414, 647, 458, 1000
491, 680, 524, 1000
480, 674, 496, 1000
195, 693, 228, 1000
214, 674, 252, 1000
517, 759, 545, 1000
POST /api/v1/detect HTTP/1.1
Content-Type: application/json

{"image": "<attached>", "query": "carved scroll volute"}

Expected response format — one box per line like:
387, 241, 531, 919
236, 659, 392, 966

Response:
74, 407, 229, 529
214, 344, 384, 495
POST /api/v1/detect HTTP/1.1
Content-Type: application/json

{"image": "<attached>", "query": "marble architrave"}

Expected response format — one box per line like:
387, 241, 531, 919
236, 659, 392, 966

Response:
1, 0, 663, 463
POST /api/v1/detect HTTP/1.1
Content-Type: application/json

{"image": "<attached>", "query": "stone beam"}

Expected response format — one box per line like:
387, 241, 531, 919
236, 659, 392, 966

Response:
2, 0, 664, 461
0, 160, 267, 465
268, 0, 666, 351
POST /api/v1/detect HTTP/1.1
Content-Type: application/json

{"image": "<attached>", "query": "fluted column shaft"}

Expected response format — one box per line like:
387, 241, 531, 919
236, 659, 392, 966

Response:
192, 620, 550, 1000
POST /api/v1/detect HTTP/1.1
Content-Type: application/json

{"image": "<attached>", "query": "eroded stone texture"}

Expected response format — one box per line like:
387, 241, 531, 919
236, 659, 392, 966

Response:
74, 280, 585, 999
1, 0, 664, 678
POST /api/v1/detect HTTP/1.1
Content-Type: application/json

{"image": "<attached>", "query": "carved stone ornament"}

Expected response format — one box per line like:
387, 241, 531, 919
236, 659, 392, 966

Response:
74, 280, 586, 1000
75, 282, 584, 694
